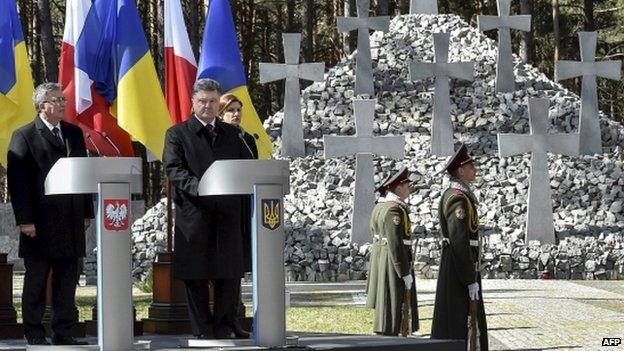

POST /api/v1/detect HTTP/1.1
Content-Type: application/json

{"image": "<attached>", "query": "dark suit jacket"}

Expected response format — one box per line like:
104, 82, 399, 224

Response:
163, 116, 252, 280
7, 117, 94, 259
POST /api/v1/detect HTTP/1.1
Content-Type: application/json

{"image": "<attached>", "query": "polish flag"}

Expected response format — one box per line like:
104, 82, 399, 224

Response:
164, 0, 197, 124
59, 0, 134, 156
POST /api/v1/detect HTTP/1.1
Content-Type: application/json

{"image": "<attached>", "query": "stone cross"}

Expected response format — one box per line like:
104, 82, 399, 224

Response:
259, 33, 325, 158
409, 32, 474, 156
555, 32, 621, 155
337, 0, 390, 96
497, 98, 579, 244
324, 99, 405, 245
410, 0, 438, 14
477, 0, 531, 93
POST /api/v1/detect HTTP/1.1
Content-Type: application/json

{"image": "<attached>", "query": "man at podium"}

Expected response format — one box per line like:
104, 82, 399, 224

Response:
7, 83, 93, 345
163, 79, 253, 339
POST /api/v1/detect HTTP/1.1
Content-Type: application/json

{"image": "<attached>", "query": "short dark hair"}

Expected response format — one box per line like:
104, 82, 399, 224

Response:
192, 78, 221, 97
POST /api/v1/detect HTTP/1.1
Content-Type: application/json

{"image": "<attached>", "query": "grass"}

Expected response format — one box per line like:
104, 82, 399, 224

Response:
286, 307, 373, 335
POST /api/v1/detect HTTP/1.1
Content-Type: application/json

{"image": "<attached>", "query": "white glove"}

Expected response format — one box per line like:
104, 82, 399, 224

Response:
402, 275, 413, 290
468, 282, 480, 300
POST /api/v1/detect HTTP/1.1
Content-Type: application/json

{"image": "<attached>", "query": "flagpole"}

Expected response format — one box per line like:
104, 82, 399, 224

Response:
166, 180, 173, 252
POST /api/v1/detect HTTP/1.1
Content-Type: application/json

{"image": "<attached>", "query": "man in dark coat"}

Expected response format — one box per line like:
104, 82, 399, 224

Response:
7, 83, 93, 346
163, 78, 252, 339
431, 144, 488, 350
366, 167, 418, 336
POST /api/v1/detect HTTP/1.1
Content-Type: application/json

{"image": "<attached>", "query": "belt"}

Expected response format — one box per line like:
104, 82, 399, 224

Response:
440, 238, 480, 247
373, 235, 412, 246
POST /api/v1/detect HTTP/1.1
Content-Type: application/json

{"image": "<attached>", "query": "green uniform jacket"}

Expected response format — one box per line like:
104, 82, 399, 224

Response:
431, 186, 488, 350
365, 200, 419, 335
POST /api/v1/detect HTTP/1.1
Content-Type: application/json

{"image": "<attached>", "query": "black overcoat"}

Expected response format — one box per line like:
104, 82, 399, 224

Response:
7, 117, 94, 259
163, 116, 252, 280
431, 186, 488, 350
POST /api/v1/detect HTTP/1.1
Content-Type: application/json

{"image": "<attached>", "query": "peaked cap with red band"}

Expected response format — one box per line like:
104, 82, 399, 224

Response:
444, 143, 473, 174
377, 167, 410, 195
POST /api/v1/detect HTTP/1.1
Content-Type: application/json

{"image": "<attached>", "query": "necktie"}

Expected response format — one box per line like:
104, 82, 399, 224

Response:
52, 127, 65, 149
206, 124, 217, 144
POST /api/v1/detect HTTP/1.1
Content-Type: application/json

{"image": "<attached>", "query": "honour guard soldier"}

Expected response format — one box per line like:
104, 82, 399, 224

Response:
366, 167, 419, 336
431, 144, 488, 350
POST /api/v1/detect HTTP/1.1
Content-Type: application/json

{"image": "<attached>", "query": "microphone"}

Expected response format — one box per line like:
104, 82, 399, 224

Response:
64, 138, 71, 157
85, 133, 102, 156
101, 131, 121, 156
238, 129, 255, 158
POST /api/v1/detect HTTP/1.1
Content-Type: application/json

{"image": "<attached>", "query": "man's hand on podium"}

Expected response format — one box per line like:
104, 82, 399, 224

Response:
20, 224, 36, 237
84, 219, 92, 230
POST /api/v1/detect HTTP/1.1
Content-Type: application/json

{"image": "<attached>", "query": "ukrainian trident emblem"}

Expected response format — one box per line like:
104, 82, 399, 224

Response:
261, 199, 281, 230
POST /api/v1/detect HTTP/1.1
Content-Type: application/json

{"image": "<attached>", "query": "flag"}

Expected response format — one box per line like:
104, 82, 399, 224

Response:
59, 0, 134, 156
61, 0, 171, 159
0, 0, 36, 166
197, 0, 273, 159
110, 0, 171, 159
164, 0, 197, 124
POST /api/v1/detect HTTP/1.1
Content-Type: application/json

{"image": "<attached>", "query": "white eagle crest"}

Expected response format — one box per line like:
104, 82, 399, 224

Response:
105, 202, 128, 228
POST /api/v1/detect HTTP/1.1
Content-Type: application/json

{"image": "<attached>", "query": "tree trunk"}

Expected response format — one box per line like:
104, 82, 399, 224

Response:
260, 7, 272, 119
187, 0, 201, 58
343, 0, 357, 55
301, 0, 314, 62
376, 0, 389, 16
519, 0, 534, 63
36, 0, 58, 82
552, 0, 561, 62
584, 0, 595, 31
398, 0, 409, 14
286, 0, 297, 32
31, 1, 43, 85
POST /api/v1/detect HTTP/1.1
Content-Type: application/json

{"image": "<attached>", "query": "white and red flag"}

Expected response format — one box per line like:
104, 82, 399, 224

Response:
164, 0, 197, 124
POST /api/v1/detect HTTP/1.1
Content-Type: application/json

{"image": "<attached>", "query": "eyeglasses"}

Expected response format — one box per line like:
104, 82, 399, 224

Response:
44, 97, 68, 105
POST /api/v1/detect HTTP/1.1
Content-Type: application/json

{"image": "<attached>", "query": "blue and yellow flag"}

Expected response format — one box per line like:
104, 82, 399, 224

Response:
197, 0, 273, 159
92, 0, 171, 159
0, 0, 36, 166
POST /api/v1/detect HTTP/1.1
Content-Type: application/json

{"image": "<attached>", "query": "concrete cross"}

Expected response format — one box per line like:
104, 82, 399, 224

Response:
337, 0, 390, 96
324, 99, 405, 245
259, 33, 325, 158
410, 0, 438, 14
409, 33, 474, 156
477, 0, 531, 92
497, 98, 579, 244
555, 32, 621, 155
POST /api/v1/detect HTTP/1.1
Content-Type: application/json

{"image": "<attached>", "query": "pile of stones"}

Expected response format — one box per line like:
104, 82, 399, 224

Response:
129, 14, 624, 282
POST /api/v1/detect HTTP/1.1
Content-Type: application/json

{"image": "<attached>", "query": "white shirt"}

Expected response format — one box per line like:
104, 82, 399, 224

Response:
39, 115, 63, 140
194, 115, 216, 130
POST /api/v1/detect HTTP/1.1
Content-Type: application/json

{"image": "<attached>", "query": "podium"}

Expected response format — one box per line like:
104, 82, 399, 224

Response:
192, 159, 290, 348
44, 157, 147, 351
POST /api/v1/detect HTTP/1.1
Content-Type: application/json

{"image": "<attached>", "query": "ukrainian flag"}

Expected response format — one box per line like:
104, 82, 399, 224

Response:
96, 0, 171, 159
0, 0, 36, 166
197, 0, 273, 159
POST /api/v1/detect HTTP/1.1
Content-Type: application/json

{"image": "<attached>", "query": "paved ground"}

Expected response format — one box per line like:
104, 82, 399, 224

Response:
1, 278, 623, 350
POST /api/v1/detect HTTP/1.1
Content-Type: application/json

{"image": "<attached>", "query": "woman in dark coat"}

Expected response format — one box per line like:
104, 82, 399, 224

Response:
218, 93, 258, 338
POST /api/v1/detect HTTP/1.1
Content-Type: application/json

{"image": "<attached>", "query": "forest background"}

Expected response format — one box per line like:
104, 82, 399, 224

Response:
1, 0, 622, 206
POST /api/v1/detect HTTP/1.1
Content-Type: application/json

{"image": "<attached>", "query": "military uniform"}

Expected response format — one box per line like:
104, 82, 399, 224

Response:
431, 145, 488, 350
366, 167, 419, 336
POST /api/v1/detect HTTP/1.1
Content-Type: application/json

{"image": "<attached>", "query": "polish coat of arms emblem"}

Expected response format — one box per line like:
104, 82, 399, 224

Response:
261, 199, 281, 231
103, 199, 130, 231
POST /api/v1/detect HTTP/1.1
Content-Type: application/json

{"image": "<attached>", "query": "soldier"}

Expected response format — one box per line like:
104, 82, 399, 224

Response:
366, 167, 419, 336
431, 144, 488, 350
